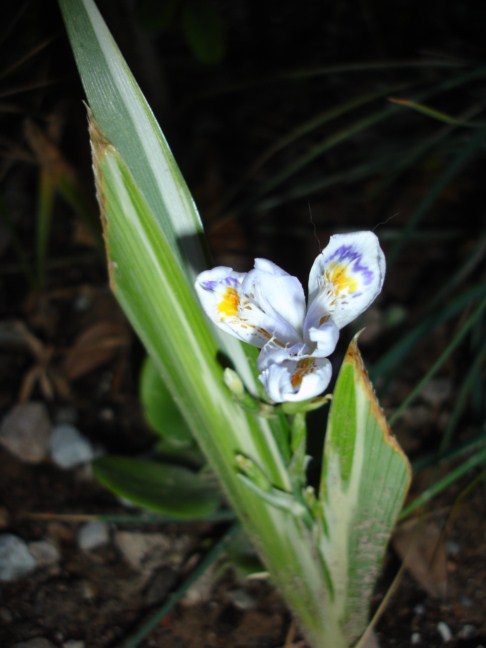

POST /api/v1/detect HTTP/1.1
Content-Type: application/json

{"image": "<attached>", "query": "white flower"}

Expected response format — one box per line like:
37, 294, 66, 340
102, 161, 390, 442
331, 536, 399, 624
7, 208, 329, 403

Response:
195, 231, 385, 402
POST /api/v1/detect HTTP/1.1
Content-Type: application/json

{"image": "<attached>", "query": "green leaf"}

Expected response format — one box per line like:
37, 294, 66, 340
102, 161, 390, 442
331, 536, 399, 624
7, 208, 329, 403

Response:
94, 455, 220, 518
59, 0, 204, 274
58, 0, 263, 394
318, 335, 411, 646
139, 355, 194, 448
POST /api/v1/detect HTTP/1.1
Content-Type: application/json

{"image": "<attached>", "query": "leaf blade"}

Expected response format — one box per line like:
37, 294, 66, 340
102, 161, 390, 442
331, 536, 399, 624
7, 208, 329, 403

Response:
318, 336, 411, 645
94, 456, 220, 518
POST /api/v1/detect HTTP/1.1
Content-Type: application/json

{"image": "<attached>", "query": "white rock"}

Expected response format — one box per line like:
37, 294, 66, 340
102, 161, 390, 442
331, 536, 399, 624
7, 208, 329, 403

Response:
77, 521, 109, 551
49, 424, 95, 469
0, 402, 51, 463
437, 621, 453, 642
0, 534, 36, 582
114, 531, 191, 573
28, 540, 60, 567
227, 588, 256, 610
114, 531, 171, 572
63, 641, 85, 648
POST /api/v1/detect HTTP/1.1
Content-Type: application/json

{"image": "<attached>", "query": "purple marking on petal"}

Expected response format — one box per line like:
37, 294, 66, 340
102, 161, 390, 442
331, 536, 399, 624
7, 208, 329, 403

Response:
201, 276, 240, 291
327, 245, 374, 285
201, 280, 218, 290
223, 276, 240, 287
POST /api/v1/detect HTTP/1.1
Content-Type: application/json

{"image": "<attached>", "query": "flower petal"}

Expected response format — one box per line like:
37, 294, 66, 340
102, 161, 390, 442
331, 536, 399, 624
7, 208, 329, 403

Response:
195, 264, 303, 348
306, 231, 385, 329
242, 259, 306, 335
306, 319, 340, 357
258, 351, 332, 403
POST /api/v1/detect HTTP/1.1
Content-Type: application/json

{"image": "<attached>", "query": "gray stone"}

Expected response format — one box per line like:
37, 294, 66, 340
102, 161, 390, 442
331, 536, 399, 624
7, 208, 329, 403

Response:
49, 424, 95, 469
77, 521, 109, 551
458, 625, 476, 639
12, 639, 56, 648
0, 402, 51, 463
28, 540, 60, 567
0, 533, 36, 582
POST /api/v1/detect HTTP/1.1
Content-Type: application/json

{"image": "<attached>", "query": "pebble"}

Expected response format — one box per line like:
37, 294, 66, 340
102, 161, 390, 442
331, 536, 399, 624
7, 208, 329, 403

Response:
114, 531, 191, 572
226, 588, 257, 610
413, 603, 426, 615
437, 621, 453, 642
49, 424, 96, 469
77, 521, 109, 551
0, 402, 51, 463
458, 624, 477, 639
421, 378, 452, 407
114, 531, 171, 571
28, 540, 60, 567
459, 594, 473, 608
63, 641, 85, 648
411, 633, 422, 645
12, 639, 56, 648
0, 533, 37, 582
446, 540, 460, 556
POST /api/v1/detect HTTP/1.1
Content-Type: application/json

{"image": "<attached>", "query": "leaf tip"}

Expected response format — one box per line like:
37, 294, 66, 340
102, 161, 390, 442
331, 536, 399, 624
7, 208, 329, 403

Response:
87, 108, 118, 293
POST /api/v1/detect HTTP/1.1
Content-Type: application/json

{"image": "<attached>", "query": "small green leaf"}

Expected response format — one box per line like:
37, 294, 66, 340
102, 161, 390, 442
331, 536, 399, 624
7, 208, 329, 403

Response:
93, 455, 221, 518
139, 355, 194, 448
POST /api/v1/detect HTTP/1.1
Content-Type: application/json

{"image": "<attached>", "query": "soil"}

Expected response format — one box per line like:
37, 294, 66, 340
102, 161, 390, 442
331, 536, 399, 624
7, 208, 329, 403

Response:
1, 1, 485, 647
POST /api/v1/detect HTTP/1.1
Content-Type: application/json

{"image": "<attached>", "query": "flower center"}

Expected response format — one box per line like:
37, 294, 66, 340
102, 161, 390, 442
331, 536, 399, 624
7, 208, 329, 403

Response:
291, 358, 315, 389
326, 261, 358, 295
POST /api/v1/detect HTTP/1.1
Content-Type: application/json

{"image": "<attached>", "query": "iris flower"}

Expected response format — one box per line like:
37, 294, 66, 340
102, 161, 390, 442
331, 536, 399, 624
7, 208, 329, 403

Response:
195, 231, 385, 403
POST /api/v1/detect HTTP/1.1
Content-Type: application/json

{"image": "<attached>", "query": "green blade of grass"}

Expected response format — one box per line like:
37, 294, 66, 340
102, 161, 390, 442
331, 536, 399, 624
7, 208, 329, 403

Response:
400, 447, 486, 520
371, 283, 486, 385
389, 296, 486, 426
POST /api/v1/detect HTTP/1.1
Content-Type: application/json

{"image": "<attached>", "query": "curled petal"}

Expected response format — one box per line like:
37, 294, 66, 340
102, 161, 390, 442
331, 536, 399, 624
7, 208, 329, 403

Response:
306, 320, 340, 357
258, 352, 332, 403
242, 259, 306, 337
195, 265, 302, 348
257, 340, 309, 372
307, 231, 386, 329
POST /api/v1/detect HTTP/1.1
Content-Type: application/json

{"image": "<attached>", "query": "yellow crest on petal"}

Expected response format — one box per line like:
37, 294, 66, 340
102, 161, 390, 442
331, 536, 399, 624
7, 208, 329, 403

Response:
217, 286, 240, 318
326, 261, 358, 295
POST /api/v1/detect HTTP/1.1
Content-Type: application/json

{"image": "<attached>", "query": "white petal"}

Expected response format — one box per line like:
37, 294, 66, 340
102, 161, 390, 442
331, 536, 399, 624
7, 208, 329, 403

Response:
307, 231, 385, 329
258, 353, 332, 403
306, 320, 340, 357
195, 263, 303, 348
257, 341, 309, 372
243, 259, 306, 336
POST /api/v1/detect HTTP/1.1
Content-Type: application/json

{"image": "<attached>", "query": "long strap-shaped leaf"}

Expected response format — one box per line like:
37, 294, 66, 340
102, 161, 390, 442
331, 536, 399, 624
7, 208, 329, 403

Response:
58, 0, 261, 391
318, 336, 411, 646
88, 119, 335, 645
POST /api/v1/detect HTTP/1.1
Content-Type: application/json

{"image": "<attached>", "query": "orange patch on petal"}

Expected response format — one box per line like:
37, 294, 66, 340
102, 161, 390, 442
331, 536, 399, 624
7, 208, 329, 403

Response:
291, 358, 315, 389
